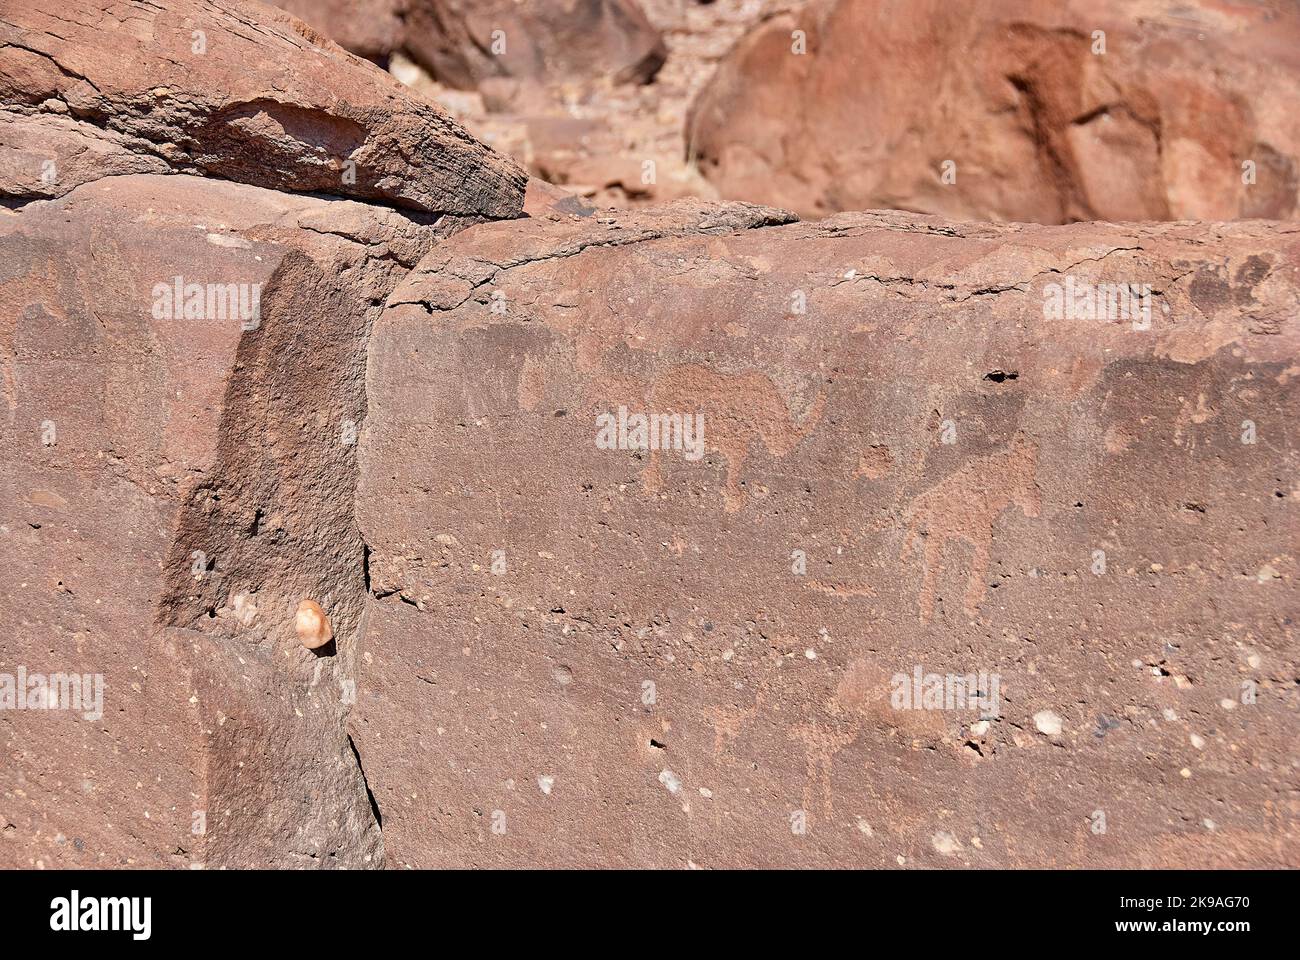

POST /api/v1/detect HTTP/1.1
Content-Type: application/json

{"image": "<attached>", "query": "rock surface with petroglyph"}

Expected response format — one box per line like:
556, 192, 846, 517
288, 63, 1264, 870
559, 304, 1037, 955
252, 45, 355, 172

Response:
357, 202, 1299, 867
688, 0, 1300, 223
2, 0, 1298, 873
0, 0, 525, 215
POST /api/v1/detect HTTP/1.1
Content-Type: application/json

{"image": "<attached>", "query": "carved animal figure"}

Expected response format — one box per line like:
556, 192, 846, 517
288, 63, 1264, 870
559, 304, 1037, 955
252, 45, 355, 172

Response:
901, 432, 1042, 621
590, 363, 827, 511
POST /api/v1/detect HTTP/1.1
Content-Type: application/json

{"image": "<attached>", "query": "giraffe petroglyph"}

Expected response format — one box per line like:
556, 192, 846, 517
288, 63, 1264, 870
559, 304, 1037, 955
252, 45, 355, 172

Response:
788, 718, 862, 823
901, 432, 1042, 622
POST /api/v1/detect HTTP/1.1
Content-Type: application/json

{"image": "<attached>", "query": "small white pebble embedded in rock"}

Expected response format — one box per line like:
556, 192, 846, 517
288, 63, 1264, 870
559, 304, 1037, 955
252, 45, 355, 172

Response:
1033, 710, 1063, 737
232, 593, 258, 627
931, 832, 961, 856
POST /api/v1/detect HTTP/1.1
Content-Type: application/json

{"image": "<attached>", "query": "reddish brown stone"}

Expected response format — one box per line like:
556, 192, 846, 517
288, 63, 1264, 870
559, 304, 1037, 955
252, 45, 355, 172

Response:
273, 0, 410, 65
0, 0, 526, 215
355, 202, 1299, 867
689, 0, 1300, 223
2, 0, 1297, 874
401, 0, 666, 90
0, 171, 450, 868
277, 0, 667, 88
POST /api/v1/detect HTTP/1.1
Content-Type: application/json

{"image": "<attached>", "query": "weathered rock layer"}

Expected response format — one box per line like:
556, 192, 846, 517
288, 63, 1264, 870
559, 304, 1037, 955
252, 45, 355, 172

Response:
0, 172, 452, 866
0, 0, 526, 213
356, 202, 1298, 867
689, 0, 1300, 223
276, 0, 667, 87
2, 0, 1296, 872
0, 0, 523, 869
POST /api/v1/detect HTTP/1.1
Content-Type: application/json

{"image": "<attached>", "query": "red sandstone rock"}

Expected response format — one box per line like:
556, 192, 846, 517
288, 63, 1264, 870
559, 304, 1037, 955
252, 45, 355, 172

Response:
278, 0, 667, 88
689, 0, 1300, 223
2, 0, 1298, 875
273, 0, 410, 65
0, 170, 452, 868
273, 0, 767, 213
355, 202, 1299, 867
408, 0, 666, 89
523, 177, 598, 218
0, 0, 526, 215
0, 0, 515, 869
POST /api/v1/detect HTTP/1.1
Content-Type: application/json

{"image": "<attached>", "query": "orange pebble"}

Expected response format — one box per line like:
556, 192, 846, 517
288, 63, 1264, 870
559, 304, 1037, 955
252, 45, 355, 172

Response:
295, 599, 332, 649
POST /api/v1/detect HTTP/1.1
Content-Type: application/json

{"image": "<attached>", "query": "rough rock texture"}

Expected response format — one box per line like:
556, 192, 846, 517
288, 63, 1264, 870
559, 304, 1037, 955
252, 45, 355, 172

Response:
407, 0, 666, 90
0, 0, 526, 214
277, 0, 778, 209
3, 0, 1298, 873
273, 0, 409, 65
0, 0, 529, 869
0, 172, 450, 867
278, 0, 667, 88
357, 202, 1298, 867
689, 0, 1300, 223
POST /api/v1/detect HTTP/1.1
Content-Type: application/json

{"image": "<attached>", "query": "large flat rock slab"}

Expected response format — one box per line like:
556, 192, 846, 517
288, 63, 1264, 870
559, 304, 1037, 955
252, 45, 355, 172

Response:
357, 202, 1299, 867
